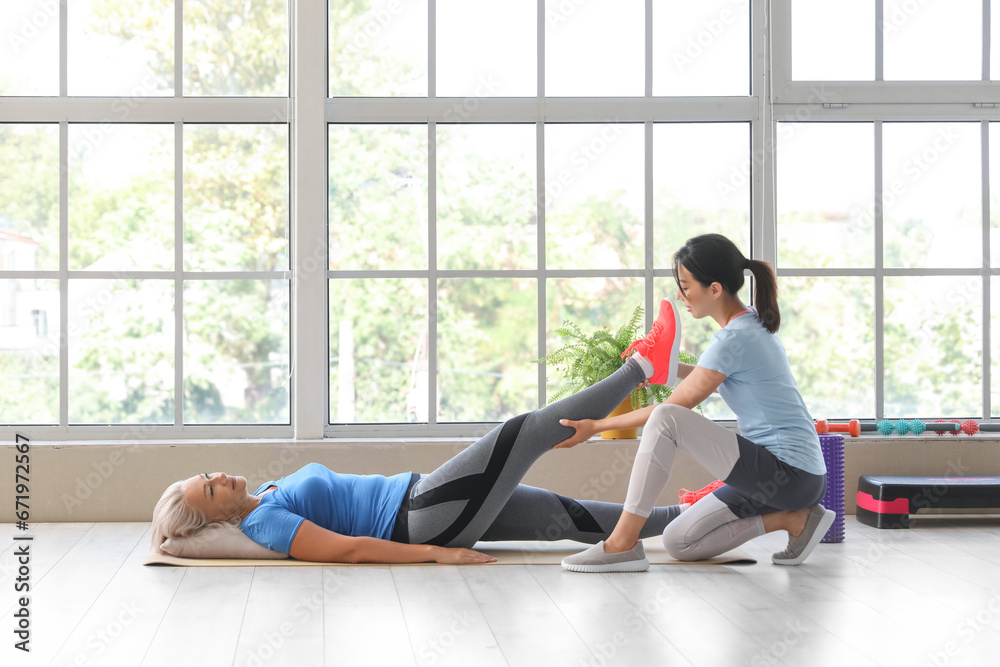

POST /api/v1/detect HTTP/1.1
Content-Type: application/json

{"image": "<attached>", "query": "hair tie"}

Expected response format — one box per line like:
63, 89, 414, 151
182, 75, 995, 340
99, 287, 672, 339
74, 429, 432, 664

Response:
744, 259, 752, 269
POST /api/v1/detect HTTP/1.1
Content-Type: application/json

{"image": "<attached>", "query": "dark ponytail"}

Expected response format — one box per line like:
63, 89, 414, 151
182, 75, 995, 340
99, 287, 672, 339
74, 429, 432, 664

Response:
672, 233, 781, 333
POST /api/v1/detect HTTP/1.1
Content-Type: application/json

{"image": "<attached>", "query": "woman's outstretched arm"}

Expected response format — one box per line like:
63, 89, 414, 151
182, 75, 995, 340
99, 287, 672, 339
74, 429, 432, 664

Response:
288, 520, 497, 564
553, 365, 726, 448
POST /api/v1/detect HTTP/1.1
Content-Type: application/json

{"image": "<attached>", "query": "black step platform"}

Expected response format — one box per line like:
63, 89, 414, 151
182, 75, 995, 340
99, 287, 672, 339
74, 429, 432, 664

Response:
857, 475, 1000, 528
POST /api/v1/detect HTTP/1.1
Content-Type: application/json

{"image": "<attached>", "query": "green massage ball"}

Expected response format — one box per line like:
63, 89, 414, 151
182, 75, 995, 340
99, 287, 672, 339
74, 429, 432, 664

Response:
909, 419, 926, 435
894, 419, 911, 435
876, 419, 895, 435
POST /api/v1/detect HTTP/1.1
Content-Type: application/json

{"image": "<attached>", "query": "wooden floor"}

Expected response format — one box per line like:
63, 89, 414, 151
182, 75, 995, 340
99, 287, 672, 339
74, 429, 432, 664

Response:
1, 516, 999, 667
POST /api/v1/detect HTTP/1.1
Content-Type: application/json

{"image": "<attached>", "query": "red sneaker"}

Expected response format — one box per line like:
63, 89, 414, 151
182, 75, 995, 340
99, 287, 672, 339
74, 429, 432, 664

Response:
621, 299, 681, 386
678, 480, 726, 505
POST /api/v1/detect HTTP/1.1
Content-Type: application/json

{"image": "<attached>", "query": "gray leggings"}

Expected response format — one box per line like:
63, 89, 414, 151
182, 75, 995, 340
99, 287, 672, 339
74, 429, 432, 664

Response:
630, 404, 827, 561
391, 359, 684, 548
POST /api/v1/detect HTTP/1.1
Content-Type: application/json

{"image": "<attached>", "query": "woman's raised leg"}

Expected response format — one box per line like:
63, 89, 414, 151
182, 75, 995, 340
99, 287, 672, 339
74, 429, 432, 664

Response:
405, 358, 649, 547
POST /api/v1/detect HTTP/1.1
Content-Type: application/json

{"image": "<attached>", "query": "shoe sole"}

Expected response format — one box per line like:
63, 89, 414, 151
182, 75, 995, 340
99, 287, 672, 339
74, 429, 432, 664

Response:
561, 558, 650, 573
649, 300, 682, 387
772, 509, 835, 566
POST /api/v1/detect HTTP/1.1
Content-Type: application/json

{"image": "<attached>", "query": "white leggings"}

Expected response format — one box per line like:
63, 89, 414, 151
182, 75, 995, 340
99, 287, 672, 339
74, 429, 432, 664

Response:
624, 404, 826, 561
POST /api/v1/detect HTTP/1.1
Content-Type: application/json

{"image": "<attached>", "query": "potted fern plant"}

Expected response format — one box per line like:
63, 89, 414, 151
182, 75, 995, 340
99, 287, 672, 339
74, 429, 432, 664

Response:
539, 305, 697, 438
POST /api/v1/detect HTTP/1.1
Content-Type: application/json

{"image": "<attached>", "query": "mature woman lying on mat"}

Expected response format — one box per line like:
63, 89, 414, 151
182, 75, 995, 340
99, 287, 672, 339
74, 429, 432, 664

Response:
150, 350, 685, 564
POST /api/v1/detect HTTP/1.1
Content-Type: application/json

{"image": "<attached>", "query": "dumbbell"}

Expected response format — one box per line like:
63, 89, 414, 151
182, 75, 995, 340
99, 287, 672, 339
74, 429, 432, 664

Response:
815, 419, 861, 437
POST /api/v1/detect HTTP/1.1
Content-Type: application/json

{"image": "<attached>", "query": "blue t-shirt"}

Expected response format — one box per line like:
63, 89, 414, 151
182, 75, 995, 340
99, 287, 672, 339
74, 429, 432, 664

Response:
240, 462, 411, 554
697, 310, 826, 476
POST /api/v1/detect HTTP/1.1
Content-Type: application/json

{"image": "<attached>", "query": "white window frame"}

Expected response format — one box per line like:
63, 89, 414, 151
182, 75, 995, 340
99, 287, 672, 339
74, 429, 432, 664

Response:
0, 1, 294, 440
2, 0, 781, 440
322, 0, 769, 437
770, 0, 997, 420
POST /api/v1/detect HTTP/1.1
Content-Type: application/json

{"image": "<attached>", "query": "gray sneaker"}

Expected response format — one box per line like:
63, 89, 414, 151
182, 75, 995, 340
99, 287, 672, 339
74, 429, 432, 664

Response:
772, 505, 835, 566
561, 540, 649, 573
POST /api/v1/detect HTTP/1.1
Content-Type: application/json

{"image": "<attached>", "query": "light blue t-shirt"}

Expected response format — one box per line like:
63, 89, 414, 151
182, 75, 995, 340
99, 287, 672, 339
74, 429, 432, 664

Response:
697, 310, 826, 476
240, 462, 411, 554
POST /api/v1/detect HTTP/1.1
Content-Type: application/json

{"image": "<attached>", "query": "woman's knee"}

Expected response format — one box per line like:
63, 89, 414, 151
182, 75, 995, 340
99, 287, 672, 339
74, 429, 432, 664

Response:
645, 403, 688, 438
661, 523, 700, 561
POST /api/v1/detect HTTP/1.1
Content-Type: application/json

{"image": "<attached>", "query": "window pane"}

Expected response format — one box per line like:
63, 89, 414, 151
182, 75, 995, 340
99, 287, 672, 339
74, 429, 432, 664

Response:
438, 277, 536, 422
545, 277, 643, 403
654, 123, 750, 269
883, 0, 980, 81
437, 124, 536, 270
545, 124, 644, 270
992, 277, 1000, 416
68, 0, 174, 96
884, 276, 981, 417
777, 123, 874, 268
779, 276, 875, 419
0, 0, 60, 95
69, 279, 174, 423
184, 0, 288, 96
0, 278, 59, 423
0, 124, 59, 271
330, 278, 427, 423
329, 125, 428, 270
69, 124, 174, 271
184, 280, 289, 424
184, 124, 288, 271
436, 0, 535, 97
545, 0, 644, 96
329, 0, 428, 96
791, 0, 873, 81
882, 123, 980, 269
991, 123, 1000, 266
993, 0, 1000, 81
653, 0, 750, 95
654, 276, 742, 421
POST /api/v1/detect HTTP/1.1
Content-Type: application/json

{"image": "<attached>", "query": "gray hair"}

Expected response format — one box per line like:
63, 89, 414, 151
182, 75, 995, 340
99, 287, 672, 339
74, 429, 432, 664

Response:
150, 480, 210, 554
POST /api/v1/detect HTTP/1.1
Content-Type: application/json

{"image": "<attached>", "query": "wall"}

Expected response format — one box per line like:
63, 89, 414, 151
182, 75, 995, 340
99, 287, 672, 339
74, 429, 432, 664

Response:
3, 437, 1000, 523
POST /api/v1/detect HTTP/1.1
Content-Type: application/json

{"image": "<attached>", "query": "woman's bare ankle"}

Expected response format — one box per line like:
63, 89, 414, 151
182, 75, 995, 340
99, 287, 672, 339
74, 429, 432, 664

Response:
603, 537, 637, 554
787, 508, 811, 537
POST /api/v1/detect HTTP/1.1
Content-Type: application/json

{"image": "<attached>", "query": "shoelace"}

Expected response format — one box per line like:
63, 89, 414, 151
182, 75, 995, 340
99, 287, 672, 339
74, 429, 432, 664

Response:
632, 319, 664, 353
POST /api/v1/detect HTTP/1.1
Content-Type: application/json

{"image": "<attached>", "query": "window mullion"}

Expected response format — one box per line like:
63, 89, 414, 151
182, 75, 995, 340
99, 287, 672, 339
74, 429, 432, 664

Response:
427, 123, 438, 427
876, 0, 884, 82
59, 120, 68, 428
174, 122, 183, 426
292, 0, 328, 439
984, 0, 991, 81
874, 120, 885, 420
536, 121, 546, 409
175, 0, 183, 97
983, 119, 991, 419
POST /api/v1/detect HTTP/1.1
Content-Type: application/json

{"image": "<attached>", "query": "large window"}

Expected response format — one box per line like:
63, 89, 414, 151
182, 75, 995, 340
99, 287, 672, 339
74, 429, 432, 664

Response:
324, 0, 754, 432
4, 1, 997, 439
777, 0, 999, 421
1, 1, 290, 436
